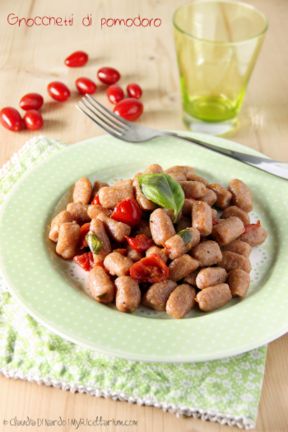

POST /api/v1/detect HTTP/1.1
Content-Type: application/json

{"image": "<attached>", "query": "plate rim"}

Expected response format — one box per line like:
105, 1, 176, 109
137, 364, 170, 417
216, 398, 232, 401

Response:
0, 132, 287, 363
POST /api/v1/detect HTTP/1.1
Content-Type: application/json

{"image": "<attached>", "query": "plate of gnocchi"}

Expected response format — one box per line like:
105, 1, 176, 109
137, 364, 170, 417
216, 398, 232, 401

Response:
0, 132, 287, 362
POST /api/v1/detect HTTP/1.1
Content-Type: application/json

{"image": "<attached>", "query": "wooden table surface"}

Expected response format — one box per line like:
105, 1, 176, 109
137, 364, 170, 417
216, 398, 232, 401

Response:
0, 0, 287, 431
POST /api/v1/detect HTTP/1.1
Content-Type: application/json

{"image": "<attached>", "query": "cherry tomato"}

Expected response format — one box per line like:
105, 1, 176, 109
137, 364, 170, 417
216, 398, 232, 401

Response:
65, 51, 88, 67
19, 93, 44, 111
0, 107, 23, 132
244, 220, 261, 233
113, 98, 143, 121
111, 198, 142, 226
23, 110, 43, 130
79, 223, 90, 249
97, 67, 121, 85
91, 194, 101, 205
73, 252, 94, 271
130, 254, 169, 283
107, 85, 124, 104
127, 83, 142, 99
47, 81, 70, 102
125, 234, 153, 253
75, 77, 97, 95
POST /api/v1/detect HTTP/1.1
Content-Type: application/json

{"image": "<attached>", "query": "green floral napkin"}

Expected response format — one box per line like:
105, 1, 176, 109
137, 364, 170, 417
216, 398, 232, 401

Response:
0, 137, 266, 429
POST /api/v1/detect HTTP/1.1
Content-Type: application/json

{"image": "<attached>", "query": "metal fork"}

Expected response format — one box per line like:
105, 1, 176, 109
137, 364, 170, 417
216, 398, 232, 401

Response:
77, 95, 288, 180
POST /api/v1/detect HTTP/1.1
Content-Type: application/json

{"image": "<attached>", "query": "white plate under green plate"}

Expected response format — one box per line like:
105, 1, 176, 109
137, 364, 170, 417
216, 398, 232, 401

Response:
0, 133, 287, 363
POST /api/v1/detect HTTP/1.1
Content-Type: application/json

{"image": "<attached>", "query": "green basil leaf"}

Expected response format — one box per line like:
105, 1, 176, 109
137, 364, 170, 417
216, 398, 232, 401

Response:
178, 228, 193, 245
138, 173, 184, 221
86, 231, 102, 254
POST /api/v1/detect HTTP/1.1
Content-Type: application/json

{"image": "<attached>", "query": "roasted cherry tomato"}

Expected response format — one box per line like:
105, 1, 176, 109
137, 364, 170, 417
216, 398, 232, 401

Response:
130, 254, 169, 283
23, 110, 43, 130
75, 77, 97, 95
47, 81, 70, 102
0, 107, 23, 132
90, 194, 101, 205
113, 98, 143, 121
127, 83, 142, 99
73, 252, 94, 271
79, 222, 90, 249
125, 234, 153, 253
244, 220, 261, 233
111, 198, 142, 226
97, 67, 121, 85
107, 85, 124, 104
65, 51, 88, 67
19, 93, 44, 111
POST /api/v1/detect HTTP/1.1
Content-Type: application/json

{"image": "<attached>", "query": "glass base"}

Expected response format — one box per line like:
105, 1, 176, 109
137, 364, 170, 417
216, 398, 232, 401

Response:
183, 112, 238, 136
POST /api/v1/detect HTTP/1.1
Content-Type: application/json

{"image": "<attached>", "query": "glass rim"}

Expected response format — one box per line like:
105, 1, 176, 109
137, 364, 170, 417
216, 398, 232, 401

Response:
173, 0, 269, 45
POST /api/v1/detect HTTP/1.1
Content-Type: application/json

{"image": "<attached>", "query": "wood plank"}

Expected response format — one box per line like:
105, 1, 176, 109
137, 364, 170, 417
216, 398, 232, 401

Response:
0, 1, 287, 431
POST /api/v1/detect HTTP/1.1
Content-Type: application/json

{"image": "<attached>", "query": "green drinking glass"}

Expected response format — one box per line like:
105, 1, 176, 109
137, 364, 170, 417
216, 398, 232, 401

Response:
173, 0, 268, 135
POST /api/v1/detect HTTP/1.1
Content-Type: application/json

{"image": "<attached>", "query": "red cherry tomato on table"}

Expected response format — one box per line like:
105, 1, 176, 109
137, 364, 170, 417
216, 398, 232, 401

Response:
19, 93, 44, 111
79, 222, 91, 249
23, 110, 43, 130
113, 98, 143, 121
0, 107, 23, 132
125, 234, 153, 253
65, 51, 88, 67
97, 67, 121, 85
107, 85, 124, 104
75, 77, 97, 95
111, 198, 142, 226
47, 81, 70, 102
127, 83, 142, 99
73, 252, 94, 271
130, 254, 169, 283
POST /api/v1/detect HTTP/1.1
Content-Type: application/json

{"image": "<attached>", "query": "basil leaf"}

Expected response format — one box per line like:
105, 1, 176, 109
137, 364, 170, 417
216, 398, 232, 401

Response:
86, 231, 102, 254
138, 173, 184, 221
178, 228, 193, 245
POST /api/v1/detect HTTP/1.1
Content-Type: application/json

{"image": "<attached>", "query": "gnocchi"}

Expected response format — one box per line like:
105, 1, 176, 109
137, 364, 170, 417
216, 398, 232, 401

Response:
49, 165, 268, 318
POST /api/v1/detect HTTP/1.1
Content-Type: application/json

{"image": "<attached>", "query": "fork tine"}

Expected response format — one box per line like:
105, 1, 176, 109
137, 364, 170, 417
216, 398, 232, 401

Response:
77, 103, 122, 139
81, 98, 125, 133
85, 95, 130, 129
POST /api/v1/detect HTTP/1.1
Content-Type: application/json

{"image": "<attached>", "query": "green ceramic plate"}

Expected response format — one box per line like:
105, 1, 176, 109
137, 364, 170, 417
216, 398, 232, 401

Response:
0, 133, 287, 362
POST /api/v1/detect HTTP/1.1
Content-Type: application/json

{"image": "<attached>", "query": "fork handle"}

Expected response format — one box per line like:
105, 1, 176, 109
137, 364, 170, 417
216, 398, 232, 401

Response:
168, 132, 288, 181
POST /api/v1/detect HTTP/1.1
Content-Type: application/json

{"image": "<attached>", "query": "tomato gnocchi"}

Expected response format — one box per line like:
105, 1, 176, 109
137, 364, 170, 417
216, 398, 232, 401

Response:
49, 164, 268, 318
